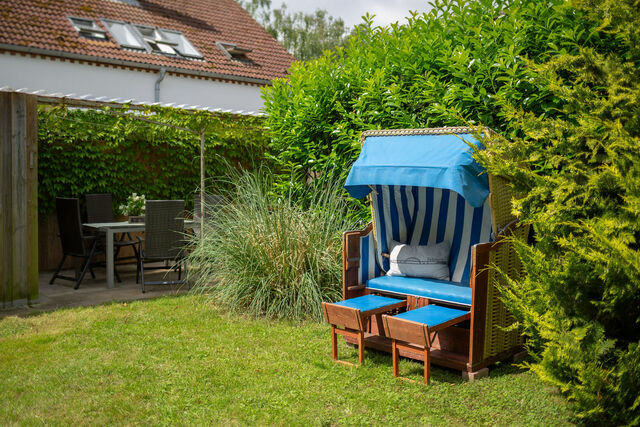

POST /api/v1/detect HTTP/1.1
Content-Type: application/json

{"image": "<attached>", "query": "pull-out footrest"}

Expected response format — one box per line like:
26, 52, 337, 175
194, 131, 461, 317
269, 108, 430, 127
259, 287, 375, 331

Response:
322, 295, 406, 365
382, 305, 470, 384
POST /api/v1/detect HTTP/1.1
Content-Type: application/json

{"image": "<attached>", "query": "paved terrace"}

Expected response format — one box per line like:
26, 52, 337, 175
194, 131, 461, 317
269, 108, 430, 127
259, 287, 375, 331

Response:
1, 263, 189, 318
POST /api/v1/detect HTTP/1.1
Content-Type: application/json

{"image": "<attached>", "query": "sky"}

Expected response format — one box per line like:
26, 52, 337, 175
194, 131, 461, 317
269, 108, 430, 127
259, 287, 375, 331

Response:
273, 0, 433, 29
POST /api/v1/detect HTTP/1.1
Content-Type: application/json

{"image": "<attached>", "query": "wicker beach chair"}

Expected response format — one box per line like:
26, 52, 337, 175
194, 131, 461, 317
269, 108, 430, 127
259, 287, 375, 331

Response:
136, 200, 188, 293
339, 127, 528, 380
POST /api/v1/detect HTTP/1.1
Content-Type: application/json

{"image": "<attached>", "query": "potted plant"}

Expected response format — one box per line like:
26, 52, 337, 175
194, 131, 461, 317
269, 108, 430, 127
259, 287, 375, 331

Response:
119, 193, 146, 223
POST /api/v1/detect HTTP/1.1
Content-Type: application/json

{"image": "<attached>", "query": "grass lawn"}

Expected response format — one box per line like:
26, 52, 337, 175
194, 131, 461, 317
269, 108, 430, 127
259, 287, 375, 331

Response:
0, 295, 573, 425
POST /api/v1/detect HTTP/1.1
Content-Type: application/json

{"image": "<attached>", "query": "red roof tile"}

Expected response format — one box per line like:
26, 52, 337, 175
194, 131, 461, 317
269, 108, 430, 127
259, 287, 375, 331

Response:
0, 0, 294, 83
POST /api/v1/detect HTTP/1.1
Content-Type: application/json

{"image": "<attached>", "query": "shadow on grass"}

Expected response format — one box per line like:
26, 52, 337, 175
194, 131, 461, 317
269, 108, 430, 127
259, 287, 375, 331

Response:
338, 341, 528, 385
0, 293, 187, 320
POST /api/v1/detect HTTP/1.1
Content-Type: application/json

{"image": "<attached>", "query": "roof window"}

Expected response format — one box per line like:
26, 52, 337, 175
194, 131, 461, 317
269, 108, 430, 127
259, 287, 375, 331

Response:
216, 42, 252, 61
161, 29, 203, 59
101, 19, 146, 50
134, 25, 178, 55
68, 17, 107, 40
101, 20, 202, 60
110, 0, 141, 6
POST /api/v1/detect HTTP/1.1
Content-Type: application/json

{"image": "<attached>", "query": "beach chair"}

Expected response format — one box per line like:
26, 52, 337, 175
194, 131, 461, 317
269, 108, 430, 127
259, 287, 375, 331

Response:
339, 127, 528, 379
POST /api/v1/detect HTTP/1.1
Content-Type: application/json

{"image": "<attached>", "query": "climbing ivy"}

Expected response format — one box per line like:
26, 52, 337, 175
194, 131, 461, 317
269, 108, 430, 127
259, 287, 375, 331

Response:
38, 104, 269, 215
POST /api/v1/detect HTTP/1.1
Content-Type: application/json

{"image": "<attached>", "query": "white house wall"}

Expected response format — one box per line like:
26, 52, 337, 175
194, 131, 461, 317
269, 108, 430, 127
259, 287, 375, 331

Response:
0, 52, 265, 112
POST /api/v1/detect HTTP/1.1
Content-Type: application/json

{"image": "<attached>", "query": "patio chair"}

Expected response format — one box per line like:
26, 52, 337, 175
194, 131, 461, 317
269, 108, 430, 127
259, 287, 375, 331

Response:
337, 127, 529, 380
193, 192, 222, 223
136, 200, 188, 293
49, 197, 103, 289
85, 193, 139, 282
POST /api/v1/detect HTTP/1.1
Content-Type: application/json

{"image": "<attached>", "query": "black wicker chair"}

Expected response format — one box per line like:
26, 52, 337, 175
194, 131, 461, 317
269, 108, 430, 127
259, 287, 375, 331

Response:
136, 200, 188, 293
50, 197, 103, 289
85, 193, 139, 282
193, 192, 222, 224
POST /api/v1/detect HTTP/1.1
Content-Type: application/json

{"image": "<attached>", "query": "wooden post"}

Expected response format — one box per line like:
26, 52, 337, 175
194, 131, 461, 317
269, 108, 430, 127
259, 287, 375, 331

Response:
0, 92, 38, 308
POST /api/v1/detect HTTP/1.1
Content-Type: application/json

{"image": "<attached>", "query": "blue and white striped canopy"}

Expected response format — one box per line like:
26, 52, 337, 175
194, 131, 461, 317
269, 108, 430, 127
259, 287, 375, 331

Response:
344, 133, 489, 208
368, 185, 493, 285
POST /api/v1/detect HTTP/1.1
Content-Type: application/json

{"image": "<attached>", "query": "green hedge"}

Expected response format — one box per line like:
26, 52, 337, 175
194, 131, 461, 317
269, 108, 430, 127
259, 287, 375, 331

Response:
262, 0, 639, 421
38, 106, 268, 215
261, 0, 608, 195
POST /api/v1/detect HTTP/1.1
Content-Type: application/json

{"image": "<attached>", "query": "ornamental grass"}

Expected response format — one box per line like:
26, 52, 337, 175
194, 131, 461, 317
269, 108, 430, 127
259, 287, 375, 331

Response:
187, 169, 355, 321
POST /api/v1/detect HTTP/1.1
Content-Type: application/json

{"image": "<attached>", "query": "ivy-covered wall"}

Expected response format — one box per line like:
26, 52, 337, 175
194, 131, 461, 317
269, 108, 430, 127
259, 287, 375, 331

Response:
38, 106, 269, 215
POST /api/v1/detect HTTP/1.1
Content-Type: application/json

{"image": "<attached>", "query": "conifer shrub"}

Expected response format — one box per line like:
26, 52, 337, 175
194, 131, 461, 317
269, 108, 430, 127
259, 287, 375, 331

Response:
475, 0, 640, 423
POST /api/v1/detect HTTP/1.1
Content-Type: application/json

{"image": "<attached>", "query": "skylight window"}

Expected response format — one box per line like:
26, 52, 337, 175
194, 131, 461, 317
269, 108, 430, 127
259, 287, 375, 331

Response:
110, 0, 141, 6
68, 17, 107, 40
161, 29, 203, 59
100, 19, 202, 60
134, 25, 178, 55
101, 19, 146, 50
216, 42, 252, 62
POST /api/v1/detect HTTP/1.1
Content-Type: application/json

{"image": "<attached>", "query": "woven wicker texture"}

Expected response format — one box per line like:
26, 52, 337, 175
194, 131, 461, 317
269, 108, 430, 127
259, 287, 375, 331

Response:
488, 175, 518, 236
482, 174, 527, 358
143, 200, 185, 260
85, 193, 114, 223
193, 192, 223, 224
483, 224, 528, 359
360, 126, 479, 147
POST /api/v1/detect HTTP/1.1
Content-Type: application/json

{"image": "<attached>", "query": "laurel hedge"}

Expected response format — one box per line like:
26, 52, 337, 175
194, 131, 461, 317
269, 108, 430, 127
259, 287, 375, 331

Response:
261, 0, 605, 194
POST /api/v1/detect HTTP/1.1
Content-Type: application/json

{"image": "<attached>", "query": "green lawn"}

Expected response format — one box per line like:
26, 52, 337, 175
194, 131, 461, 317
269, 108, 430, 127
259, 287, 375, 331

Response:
0, 295, 573, 425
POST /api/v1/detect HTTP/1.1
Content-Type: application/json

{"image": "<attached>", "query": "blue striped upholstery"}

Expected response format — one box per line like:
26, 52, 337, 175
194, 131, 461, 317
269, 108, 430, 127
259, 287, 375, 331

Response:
369, 185, 493, 285
358, 230, 382, 284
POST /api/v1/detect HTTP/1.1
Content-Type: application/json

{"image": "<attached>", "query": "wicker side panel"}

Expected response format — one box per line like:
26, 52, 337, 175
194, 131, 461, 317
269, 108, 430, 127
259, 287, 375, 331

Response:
488, 174, 517, 236
483, 227, 528, 359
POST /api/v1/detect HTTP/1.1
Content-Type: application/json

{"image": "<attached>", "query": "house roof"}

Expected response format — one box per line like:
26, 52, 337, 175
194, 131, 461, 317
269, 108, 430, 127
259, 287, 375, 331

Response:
0, 0, 294, 84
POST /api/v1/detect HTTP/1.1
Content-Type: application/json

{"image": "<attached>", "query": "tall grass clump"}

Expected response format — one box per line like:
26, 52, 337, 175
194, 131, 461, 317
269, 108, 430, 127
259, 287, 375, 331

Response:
187, 169, 355, 321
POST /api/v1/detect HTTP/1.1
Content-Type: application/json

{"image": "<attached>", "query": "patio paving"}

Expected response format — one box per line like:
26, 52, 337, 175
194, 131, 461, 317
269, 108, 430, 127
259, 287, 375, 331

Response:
1, 262, 189, 318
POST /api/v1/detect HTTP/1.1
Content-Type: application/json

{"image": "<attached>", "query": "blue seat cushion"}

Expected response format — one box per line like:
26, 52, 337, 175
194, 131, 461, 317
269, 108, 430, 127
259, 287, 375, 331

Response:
332, 294, 404, 312
393, 305, 469, 327
366, 275, 472, 306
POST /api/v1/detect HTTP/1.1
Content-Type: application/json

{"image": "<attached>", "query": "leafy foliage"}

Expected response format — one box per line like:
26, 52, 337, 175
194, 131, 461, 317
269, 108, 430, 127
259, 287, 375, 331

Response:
262, 0, 607, 195
187, 168, 355, 321
38, 105, 268, 215
475, 0, 640, 423
237, 0, 349, 60
262, 0, 639, 420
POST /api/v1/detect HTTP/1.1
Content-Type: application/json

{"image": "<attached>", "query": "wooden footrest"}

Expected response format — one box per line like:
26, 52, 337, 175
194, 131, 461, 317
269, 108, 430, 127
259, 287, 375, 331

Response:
382, 305, 470, 384
322, 295, 406, 364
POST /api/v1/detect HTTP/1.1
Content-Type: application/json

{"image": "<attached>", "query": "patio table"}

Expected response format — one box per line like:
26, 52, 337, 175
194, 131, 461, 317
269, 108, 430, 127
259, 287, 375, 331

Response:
83, 220, 197, 289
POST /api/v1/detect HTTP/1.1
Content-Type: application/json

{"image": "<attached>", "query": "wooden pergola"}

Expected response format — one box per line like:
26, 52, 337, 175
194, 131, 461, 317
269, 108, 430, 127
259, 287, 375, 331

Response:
0, 89, 261, 308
